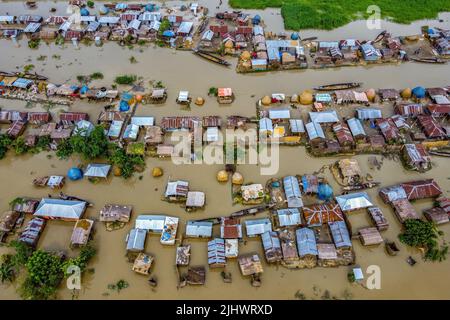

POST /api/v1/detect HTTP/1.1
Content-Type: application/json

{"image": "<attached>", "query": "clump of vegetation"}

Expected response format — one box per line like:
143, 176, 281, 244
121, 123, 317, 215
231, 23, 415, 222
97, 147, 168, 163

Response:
108, 279, 129, 293
52, 54, 61, 60
399, 219, 448, 262
55, 35, 65, 46
29, 136, 51, 154
61, 244, 97, 276
0, 134, 13, 159
137, 39, 147, 46
56, 125, 110, 160
108, 145, 145, 179
154, 80, 164, 88
87, 1, 95, 8
0, 254, 16, 283
229, 0, 450, 30
76, 75, 89, 83
158, 19, 171, 36
208, 87, 218, 96
114, 74, 137, 85
90, 72, 104, 80
129, 56, 138, 64
28, 39, 40, 49
36, 55, 47, 61
23, 64, 35, 73
11, 137, 28, 155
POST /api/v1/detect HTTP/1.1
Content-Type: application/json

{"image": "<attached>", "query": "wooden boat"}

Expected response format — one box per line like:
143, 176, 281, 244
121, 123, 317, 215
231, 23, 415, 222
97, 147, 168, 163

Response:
385, 240, 400, 256
301, 36, 317, 42
0, 71, 48, 81
373, 30, 387, 43
429, 150, 450, 157
192, 49, 231, 67
26, 1, 37, 8
342, 182, 380, 192
410, 57, 447, 64
314, 82, 362, 91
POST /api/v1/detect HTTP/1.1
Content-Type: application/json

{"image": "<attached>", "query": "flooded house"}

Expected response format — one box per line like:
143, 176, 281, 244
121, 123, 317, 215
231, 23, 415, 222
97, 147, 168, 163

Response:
358, 227, 383, 246
309, 110, 339, 125
261, 231, 282, 263
301, 174, 319, 195
400, 179, 442, 200
317, 243, 338, 264
160, 116, 200, 132
394, 103, 426, 117
59, 112, 89, 126
51, 126, 72, 143
208, 238, 226, 268
273, 208, 301, 229
245, 218, 272, 237
185, 221, 213, 238
376, 118, 402, 144
176, 245, 191, 266
424, 207, 449, 225
107, 120, 124, 140
28, 112, 51, 125
238, 253, 264, 276
185, 191, 205, 211
220, 217, 242, 239
18, 217, 46, 247
240, 183, 265, 204
367, 207, 389, 231
34, 198, 87, 221
335, 192, 373, 212
335, 159, 363, 186
305, 121, 325, 147
160, 216, 179, 245
70, 219, 94, 247
135, 215, 166, 233
360, 43, 381, 61
332, 122, 354, 149
84, 163, 111, 179
99, 204, 133, 223
328, 221, 352, 248
279, 229, 299, 262
12, 198, 39, 214
73, 120, 95, 136
296, 227, 318, 259
356, 108, 382, 121
217, 87, 234, 104
126, 228, 147, 253
379, 185, 408, 204
6, 120, 26, 139
225, 239, 239, 258
0, 211, 20, 234
402, 144, 432, 171
302, 202, 344, 227
156, 144, 175, 158
378, 89, 400, 102
283, 175, 303, 208
417, 115, 446, 139
132, 253, 154, 275
391, 198, 419, 223
165, 180, 189, 202
144, 126, 163, 145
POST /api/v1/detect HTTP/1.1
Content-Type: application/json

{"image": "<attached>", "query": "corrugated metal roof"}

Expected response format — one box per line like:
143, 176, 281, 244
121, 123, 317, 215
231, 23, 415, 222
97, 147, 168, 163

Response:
347, 117, 366, 136
84, 163, 111, 178
126, 228, 146, 251
289, 119, 305, 133
305, 121, 325, 140
335, 192, 373, 211
24, 22, 41, 33
245, 218, 272, 237
296, 228, 318, 257
283, 176, 303, 208
177, 21, 193, 34
276, 208, 301, 226
329, 221, 352, 248
135, 215, 166, 232
309, 110, 339, 123
130, 116, 154, 126
357, 108, 382, 120
186, 221, 213, 238
269, 108, 290, 120
34, 198, 86, 220
259, 117, 273, 132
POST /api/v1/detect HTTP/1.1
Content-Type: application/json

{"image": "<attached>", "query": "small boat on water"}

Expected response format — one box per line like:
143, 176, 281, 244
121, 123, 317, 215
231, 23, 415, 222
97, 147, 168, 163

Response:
0, 71, 48, 81
342, 182, 380, 192
26, 1, 37, 8
385, 240, 400, 256
301, 36, 317, 42
410, 57, 447, 64
429, 150, 450, 157
314, 82, 362, 91
192, 49, 231, 67
373, 30, 387, 43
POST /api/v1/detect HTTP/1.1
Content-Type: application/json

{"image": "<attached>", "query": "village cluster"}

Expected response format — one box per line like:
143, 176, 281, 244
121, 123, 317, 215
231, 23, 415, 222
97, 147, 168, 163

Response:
0, 1, 449, 72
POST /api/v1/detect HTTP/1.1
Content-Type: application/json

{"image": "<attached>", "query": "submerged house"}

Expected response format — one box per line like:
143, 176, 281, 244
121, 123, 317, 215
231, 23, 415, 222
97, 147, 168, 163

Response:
34, 198, 87, 221
99, 204, 132, 223
347, 118, 366, 141
358, 227, 383, 246
417, 115, 446, 139
238, 253, 264, 276
376, 118, 401, 143
19, 217, 46, 247
126, 228, 147, 252
274, 208, 301, 228
70, 219, 94, 247
391, 198, 419, 223
220, 217, 242, 239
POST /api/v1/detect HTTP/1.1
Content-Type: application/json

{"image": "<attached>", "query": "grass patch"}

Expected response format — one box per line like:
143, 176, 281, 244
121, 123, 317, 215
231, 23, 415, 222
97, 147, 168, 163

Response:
114, 74, 137, 85
229, 0, 450, 30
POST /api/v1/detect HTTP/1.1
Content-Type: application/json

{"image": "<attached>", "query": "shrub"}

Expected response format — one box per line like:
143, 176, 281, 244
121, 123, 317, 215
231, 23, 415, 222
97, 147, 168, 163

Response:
114, 74, 137, 85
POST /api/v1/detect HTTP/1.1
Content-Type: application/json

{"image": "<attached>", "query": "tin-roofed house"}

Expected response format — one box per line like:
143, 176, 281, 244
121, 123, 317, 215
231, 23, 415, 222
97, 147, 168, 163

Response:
261, 231, 282, 263
165, 180, 189, 202
376, 118, 402, 144
273, 208, 301, 229
347, 118, 366, 142
329, 221, 352, 248
34, 198, 87, 221
335, 192, 373, 212
402, 144, 431, 172
356, 108, 382, 120
220, 217, 242, 239
208, 238, 226, 268
279, 229, 299, 263
245, 218, 272, 237
84, 163, 111, 179
185, 220, 213, 238
367, 207, 389, 231
332, 122, 354, 149
238, 253, 263, 276
126, 228, 147, 253
305, 121, 325, 147
18, 217, 46, 247
296, 227, 318, 261
185, 191, 205, 212
400, 179, 442, 200
99, 204, 132, 224
70, 219, 94, 247
358, 227, 383, 246
391, 198, 419, 223
283, 176, 303, 208
379, 185, 407, 204
302, 202, 344, 227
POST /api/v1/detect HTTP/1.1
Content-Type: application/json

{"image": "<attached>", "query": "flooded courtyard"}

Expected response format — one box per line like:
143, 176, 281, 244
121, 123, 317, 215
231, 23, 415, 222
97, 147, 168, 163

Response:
0, 0, 449, 300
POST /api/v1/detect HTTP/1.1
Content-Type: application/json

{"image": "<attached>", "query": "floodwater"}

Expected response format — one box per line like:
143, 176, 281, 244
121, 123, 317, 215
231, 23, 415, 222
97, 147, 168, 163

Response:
0, 0, 450, 300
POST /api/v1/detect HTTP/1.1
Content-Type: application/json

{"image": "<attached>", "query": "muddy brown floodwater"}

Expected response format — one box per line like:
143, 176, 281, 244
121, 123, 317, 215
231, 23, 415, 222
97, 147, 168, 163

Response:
0, 0, 450, 300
